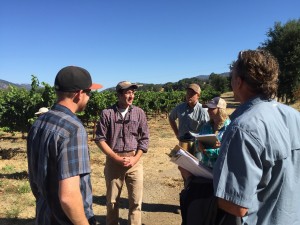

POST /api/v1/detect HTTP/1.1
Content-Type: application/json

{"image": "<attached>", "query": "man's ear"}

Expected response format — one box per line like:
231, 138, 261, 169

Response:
73, 91, 81, 103
236, 76, 243, 89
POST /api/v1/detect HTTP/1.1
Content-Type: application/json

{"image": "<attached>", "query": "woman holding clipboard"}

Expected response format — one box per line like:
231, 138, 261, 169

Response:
194, 97, 231, 168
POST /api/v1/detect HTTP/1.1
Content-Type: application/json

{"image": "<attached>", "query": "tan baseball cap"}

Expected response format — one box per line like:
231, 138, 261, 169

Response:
205, 97, 227, 109
187, 83, 201, 95
116, 81, 138, 92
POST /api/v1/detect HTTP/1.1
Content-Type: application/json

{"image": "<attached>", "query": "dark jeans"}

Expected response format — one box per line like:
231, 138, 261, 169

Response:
180, 176, 241, 225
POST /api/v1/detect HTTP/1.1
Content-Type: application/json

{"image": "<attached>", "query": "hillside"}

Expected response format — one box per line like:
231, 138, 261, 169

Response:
0, 79, 31, 90
195, 72, 230, 80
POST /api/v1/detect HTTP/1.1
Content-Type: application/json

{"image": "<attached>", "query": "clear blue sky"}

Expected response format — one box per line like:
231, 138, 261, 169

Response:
1, 0, 299, 90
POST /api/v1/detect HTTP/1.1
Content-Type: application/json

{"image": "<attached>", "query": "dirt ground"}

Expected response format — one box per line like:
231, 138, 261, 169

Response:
0, 107, 187, 225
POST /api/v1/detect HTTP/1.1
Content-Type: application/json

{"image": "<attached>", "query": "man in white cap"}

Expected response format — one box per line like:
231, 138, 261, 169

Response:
27, 66, 102, 225
95, 81, 149, 225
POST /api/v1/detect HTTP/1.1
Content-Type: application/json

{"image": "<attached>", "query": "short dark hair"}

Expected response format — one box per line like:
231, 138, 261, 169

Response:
56, 91, 77, 100
231, 50, 279, 99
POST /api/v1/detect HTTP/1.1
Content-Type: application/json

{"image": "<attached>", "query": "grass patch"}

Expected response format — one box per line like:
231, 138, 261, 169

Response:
5, 183, 18, 193
2, 165, 15, 173
18, 181, 31, 194
5, 206, 21, 219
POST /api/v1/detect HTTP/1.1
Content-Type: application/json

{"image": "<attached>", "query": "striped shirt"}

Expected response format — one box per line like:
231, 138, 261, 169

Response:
95, 104, 149, 153
27, 104, 93, 225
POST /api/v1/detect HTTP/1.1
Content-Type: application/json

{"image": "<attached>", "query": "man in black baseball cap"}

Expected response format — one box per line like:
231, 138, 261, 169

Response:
55, 66, 103, 92
27, 65, 102, 225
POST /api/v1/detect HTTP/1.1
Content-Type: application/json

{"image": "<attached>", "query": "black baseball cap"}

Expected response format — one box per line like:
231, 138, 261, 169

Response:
54, 66, 103, 92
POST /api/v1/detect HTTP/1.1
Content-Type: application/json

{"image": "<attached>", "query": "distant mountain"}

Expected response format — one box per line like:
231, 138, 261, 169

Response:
195, 75, 210, 80
219, 72, 230, 77
0, 79, 31, 90
195, 72, 230, 80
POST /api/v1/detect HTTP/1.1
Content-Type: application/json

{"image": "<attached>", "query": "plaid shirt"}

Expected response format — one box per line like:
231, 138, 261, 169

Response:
95, 104, 149, 153
27, 104, 94, 225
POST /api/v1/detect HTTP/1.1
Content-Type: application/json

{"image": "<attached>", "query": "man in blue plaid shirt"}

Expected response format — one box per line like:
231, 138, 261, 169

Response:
27, 66, 102, 225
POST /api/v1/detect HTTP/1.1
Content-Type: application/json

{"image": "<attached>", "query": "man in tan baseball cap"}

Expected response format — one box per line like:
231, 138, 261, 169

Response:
169, 83, 209, 153
95, 80, 149, 225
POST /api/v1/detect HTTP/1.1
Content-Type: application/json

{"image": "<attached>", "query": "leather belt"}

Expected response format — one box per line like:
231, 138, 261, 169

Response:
116, 151, 136, 157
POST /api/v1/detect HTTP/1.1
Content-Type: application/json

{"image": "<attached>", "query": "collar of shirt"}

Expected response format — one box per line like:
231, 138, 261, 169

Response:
52, 103, 81, 122
185, 101, 201, 110
230, 96, 273, 121
114, 104, 133, 112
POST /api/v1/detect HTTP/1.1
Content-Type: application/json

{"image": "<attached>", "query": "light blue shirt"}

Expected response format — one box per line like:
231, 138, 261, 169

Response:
213, 97, 300, 225
169, 102, 209, 140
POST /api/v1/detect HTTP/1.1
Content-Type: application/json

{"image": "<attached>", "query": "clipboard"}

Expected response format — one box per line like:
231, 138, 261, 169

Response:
190, 132, 218, 147
169, 145, 213, 179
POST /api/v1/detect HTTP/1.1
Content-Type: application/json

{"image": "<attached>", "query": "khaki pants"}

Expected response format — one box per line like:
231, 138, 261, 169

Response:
104, 156, 143, 225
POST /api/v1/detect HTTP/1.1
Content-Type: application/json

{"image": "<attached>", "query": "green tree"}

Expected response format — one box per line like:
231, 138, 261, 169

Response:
0, 86, 35, 137
208, 73, 230, 93
200, 86, 221, 103
41, 82, 56, 108
0, 76, 55, 137
261, 19, 300, 103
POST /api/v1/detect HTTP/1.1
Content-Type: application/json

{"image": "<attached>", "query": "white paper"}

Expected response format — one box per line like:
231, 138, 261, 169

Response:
170, 145, 213, 179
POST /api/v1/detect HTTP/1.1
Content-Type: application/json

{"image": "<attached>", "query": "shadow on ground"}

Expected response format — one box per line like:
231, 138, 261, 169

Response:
0, 148, 25, 159
0, 171, 28, 179
94, 195, 179, 213
0, 216, 149, 225
0, 218, 35, 225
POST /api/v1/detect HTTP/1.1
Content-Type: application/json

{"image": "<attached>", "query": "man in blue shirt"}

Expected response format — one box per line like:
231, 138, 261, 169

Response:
169, 83, 209, 153
27, 66, 103, 225
213, 50, 300, 224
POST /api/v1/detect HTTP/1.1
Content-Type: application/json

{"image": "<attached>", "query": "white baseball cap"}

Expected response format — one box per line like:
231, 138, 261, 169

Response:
205, 97, 227, 109
35, 107, 49, 115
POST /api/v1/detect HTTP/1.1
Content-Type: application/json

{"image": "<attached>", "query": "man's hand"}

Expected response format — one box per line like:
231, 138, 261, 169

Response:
119, 155, 140, 167
214, 140, 221, 148
116, 156, 133, 167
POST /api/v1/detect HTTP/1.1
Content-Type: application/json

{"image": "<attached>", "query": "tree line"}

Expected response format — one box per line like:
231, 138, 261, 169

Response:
0, 74, 227, 137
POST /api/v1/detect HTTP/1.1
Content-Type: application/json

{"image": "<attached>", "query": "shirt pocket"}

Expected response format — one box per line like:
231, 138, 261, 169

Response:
188, 116, 201, 132
127, 120, 139, 136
